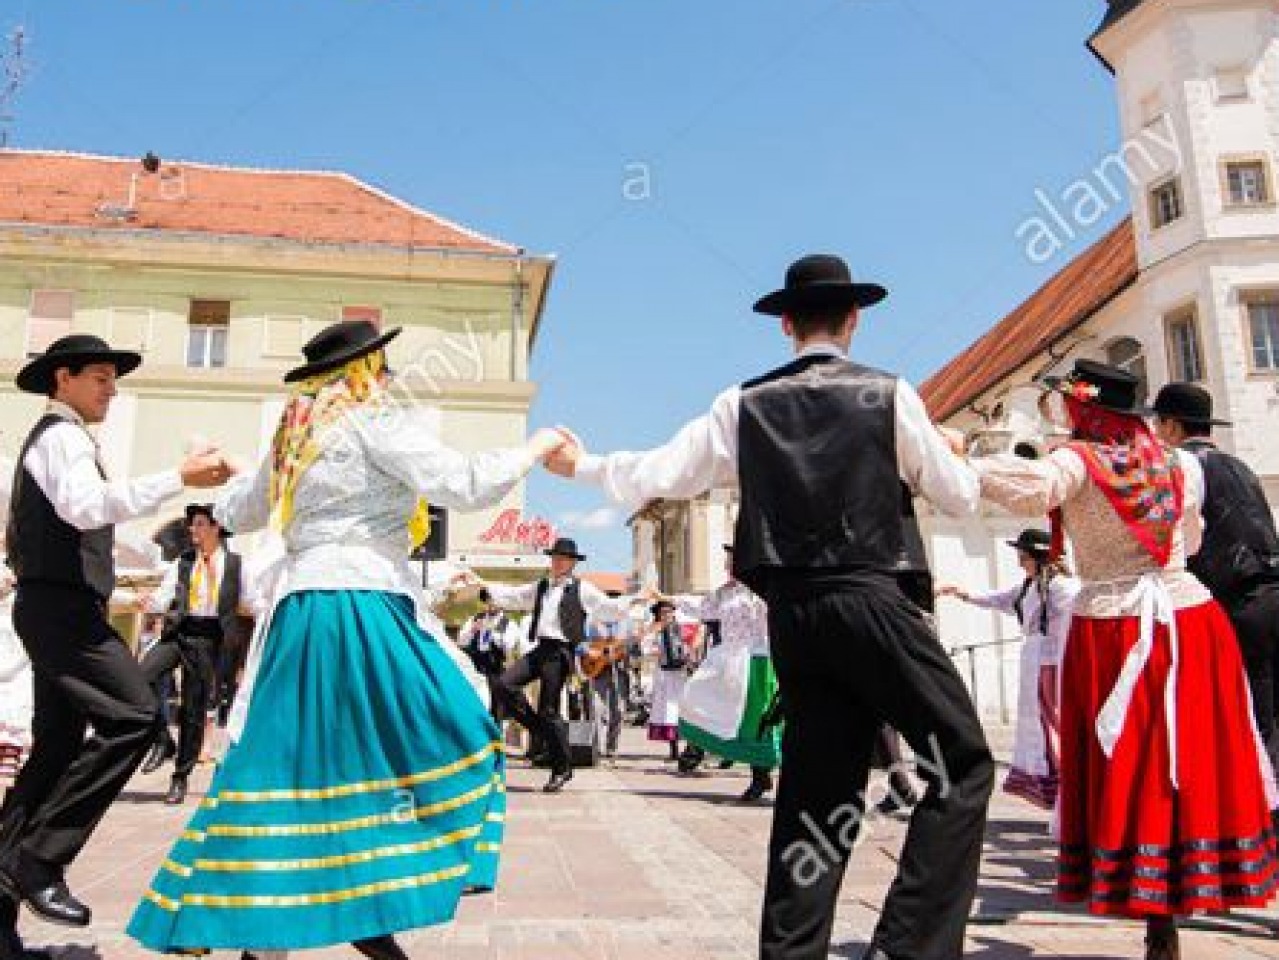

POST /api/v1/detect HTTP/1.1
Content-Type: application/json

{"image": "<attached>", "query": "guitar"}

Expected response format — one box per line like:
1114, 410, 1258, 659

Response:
580, 640, 628, 680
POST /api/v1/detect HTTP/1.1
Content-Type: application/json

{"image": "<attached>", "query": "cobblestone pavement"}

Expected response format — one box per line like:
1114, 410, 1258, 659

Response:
8, 725, 1279, 959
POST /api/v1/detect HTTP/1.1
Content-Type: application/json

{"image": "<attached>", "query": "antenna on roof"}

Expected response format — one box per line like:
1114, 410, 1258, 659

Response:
0, 26, 29, 148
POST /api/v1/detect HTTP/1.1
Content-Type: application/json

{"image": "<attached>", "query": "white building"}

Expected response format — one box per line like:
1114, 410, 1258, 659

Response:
921, 0, 1279, 719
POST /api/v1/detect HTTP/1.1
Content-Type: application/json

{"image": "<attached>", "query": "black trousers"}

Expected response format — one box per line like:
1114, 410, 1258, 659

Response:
140, 618, 223, 780
497, 639, 573, 775
0, 584, 156, 875
759, 574, 994, 960
1223, 582, 1279, 783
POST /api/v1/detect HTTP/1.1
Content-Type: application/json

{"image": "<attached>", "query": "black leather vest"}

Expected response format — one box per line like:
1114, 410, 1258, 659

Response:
1184, 440, 1279, 600
168, 548, 243, 638
529, 577, 586, 645
7, 413, 115, 600
733, 355, 911, 593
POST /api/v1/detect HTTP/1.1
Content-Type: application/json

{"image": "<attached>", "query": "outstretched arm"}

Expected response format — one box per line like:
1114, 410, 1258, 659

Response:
552, 387, 739, 508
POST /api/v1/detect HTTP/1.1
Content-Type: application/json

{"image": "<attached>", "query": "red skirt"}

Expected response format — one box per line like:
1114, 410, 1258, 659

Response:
1058, 599, 1278, 917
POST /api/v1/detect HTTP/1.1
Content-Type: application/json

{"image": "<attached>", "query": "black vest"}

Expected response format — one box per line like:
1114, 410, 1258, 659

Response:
529, 577, 586, 645
166, 548, 243, 638
1184, 440, 1279, 600
7, 413, 115, 600
733, 355, 914, 593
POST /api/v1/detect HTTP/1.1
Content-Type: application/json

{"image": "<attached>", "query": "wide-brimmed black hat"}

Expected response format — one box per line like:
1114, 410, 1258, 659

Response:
1045, 359, 1142, 414
1147, 383, 1232, 427
544, 537, 586, 561
16, 334, 142, 395
284, 320, 401, 383
1007, 529, 1051, 556
753, 254, 888, 317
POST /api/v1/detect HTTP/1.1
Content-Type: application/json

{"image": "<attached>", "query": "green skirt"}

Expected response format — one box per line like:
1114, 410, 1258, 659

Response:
128, 590, 505, 953
680, 655, 781, 770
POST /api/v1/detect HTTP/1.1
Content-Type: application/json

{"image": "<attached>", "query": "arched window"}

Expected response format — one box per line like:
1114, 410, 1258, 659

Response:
1104, 337, 1149, 406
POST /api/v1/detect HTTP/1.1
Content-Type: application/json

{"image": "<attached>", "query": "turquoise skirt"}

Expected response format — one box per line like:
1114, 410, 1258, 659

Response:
128, 590, 505, 953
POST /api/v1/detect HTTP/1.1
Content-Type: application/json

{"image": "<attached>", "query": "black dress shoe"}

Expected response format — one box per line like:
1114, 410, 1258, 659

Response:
141, 736, 177, 775
353, 934, 409, 959
543, 770, 573, 793
165, 777, 188, 806
739, 771, 774, 802
18, 880, 91, 928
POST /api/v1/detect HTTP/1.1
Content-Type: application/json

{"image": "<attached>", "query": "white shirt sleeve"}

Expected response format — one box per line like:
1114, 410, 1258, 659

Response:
146, 560, 180, 614
894, 380, 981, 519
485, 581, 540, 612
575, 387, 739, 508
965, 583, 1025, 617
25, 422, 183, 532
358, 409, 534, 512
1176, 449, 1205, 558
578, 579, 637, 623
216, 455, 274, 537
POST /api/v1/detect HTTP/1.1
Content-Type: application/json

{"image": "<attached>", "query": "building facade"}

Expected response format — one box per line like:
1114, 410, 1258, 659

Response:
0, 149, 555, 576
630, 490, 737, 595
920, 0, 1279, 718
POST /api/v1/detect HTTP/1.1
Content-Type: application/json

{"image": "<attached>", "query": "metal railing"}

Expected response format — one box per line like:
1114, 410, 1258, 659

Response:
946, 636, 1023, 725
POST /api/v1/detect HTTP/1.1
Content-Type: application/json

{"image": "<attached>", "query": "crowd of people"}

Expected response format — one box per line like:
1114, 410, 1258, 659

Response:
0, 251, 1275, 960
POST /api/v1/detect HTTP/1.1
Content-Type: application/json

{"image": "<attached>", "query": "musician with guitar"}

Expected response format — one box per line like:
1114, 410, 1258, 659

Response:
581, 611, 632, 760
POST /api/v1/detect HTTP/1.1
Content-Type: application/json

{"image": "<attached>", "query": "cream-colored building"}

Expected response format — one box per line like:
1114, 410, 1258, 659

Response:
0, 149, 555, 576
630, 490, 737, 595
920, 0, 1279, 718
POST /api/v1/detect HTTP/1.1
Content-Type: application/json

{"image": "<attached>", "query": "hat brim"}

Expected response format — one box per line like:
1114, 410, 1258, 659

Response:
16, 350, 143, 395
1141, 406, 1232, 427
1006, 539, 1050, 553
283, 327, 402, 383
1043, 379, 1143, 415
544, 549, 586, 561
753, 283, 888, 318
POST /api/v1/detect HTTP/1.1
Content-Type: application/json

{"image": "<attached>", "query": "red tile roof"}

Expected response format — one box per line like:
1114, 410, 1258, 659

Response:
580, 572, 631, 596
920, 219, 1138, 422
0, 149, 516, 253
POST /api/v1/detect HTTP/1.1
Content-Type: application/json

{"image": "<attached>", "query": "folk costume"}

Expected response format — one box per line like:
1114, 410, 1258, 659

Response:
960, 530, 1079, 810
486, 539, 634, 792
574, 255, 995, 960
673, 570, 781, 798
128, 322, 523, 956
1151, 383, 1279, 789
140, 506, 258, 803
643, 602, 694, 756
0, 579, 31, 785
975, 361, 1278, 937
0, 336, 175, 939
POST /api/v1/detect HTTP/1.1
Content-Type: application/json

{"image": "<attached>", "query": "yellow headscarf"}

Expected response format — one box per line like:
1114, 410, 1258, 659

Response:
269, 350, 430, 548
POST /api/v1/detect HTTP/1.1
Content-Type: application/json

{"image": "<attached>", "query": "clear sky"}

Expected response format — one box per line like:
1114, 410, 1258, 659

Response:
4, 1, 1129, 573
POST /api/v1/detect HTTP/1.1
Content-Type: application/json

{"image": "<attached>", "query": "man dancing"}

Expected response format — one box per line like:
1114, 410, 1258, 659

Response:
546, 255, 995, 960
138, 503, 258, 805
479, 538, 637, 793
0, 335, 225, 957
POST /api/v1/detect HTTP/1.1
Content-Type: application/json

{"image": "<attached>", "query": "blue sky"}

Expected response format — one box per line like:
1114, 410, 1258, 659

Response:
5, 1, 1128, 572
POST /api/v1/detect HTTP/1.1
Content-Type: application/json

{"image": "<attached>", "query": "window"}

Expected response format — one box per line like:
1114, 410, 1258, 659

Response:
1225, 160, 1272, 207
1246, 297, 1279, 372
25, 290, 74, 357
1215, 66, 1250, 102
1164, 308, 1205, 382
187, 299, 230, 369
1150, 178, 1184, 228
1105, 336, 1149, 405
341, 305, 383, 329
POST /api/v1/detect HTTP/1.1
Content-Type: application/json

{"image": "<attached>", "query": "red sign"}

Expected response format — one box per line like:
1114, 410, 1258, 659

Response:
478, 509, 558, 551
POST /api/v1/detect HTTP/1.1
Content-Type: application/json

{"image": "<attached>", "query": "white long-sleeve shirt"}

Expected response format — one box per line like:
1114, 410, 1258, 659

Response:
574, 346, 980, 517
21, 401, 183, 532
485, 576, 635, 643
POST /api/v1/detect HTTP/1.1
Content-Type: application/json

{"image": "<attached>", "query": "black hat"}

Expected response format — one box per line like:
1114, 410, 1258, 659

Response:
184, 503, 230, 538
544, 537, 586, 561
284, 320, 401, 383
1045, 359, 1142, 414
1006, 529, 1051, 556
1147, 383, 1232, 428
16, 334, 142, 395
753, 254, 888, 317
